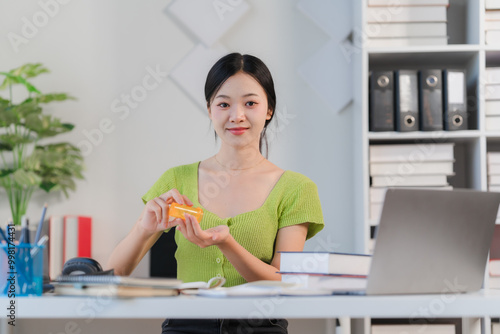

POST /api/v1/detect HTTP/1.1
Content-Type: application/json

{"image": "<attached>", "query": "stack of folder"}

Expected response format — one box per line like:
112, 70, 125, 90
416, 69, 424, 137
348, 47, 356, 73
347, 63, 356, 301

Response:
365, 0, 449, 48
369, 69, 468, 132
369, 143, 455, 222
486, 1, 500, 45
485, 67, 500, 131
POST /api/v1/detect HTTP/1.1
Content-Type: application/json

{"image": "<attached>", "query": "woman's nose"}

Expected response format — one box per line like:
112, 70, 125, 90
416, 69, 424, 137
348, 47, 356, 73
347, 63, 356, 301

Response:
229, 105, 245, 122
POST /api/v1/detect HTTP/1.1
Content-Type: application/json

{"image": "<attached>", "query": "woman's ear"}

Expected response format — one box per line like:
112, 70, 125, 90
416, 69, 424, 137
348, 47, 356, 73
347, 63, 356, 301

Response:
266, 109, 273, 120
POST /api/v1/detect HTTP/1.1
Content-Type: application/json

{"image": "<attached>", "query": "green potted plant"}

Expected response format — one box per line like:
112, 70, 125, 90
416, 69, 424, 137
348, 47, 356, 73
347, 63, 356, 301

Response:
0, 63, 84, 226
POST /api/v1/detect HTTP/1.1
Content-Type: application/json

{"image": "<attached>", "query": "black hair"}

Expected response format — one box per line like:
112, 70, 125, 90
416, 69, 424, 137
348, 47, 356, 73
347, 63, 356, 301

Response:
204, 53, 276, 157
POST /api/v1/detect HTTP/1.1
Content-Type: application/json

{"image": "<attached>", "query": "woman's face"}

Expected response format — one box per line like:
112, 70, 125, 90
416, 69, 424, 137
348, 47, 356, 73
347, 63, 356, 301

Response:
208, 71, 272, 150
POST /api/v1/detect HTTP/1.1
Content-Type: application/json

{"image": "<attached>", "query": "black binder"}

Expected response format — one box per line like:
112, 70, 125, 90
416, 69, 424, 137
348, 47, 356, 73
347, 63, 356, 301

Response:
443, 69, 468, 131
395, 70, 419, 132
419, 69, 443, 131
369, 71, 394, 132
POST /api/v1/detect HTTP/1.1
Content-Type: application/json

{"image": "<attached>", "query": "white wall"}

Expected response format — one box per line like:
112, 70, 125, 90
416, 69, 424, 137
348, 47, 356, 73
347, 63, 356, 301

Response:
0, 1, 355, 333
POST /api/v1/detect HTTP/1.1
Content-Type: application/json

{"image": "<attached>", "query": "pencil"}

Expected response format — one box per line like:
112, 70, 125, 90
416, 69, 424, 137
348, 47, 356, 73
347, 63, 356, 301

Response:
35, 203, 48, 243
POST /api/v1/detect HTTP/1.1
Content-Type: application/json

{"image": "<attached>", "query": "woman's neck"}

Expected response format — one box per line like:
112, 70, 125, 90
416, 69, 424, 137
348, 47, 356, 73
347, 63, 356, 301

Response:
214, 146, 265, 171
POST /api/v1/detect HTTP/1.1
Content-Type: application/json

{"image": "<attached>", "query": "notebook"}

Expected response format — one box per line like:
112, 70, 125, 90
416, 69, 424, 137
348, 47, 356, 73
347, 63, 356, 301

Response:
364, 188, 500, 295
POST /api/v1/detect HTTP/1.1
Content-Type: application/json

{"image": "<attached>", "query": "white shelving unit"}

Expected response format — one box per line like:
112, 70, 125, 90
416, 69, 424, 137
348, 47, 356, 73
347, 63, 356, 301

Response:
352, 0, 500, 333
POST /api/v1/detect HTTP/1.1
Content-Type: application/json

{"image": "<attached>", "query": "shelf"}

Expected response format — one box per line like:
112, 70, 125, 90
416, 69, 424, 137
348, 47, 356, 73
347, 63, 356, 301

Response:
367, 44, 481, 54
369, 50, 479, 69
354, 0, 495, 332
368, 130, 481, 142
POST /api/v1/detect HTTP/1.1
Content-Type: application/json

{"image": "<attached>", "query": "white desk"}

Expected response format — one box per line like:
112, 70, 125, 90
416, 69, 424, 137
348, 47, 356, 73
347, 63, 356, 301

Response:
1, 289, 500, 334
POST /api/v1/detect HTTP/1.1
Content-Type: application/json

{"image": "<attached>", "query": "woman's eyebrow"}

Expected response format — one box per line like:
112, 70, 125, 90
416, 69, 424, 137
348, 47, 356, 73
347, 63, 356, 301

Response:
215, 93, 259, 99
242, 93, 259, 98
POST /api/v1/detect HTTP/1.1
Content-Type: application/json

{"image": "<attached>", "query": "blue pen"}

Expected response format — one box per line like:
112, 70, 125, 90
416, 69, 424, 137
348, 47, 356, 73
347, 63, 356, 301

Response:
35, 204, 48, 243
19, 216, 30, 244
31, 235, 49, 257
0, 226, 7, 244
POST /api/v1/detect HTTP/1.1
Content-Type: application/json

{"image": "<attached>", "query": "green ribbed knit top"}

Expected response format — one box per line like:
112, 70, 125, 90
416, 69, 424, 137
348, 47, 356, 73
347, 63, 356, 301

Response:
142, 162, 324, 287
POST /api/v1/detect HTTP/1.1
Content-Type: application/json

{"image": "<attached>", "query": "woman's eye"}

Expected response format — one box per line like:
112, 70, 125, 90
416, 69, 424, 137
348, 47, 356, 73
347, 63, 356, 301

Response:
246, 101, 257, 107
218, 103, 229, 108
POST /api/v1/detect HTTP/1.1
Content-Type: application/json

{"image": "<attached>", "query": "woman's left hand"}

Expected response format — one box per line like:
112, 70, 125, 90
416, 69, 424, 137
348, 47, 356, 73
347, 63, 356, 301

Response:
176, 213, 230, 248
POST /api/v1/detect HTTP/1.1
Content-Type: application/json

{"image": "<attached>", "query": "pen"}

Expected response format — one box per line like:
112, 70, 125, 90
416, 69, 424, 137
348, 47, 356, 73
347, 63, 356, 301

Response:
35, 203, 48, 243
19, 216, 30, 244
0, 226, 7, 244
31, 235, 49, 257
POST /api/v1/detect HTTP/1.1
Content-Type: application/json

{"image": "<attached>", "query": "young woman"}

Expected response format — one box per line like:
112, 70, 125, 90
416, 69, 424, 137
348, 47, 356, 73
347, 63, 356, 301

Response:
107, 53, 325, 334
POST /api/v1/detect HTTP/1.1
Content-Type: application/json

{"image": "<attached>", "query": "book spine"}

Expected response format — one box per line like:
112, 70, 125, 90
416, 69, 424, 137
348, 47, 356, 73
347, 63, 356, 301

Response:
366, 6, 447, 23
368, 0, 449, 5
369, 143, 455, 162
486, 101, 500, 116
78, 216, 92, 258
486, 67, 500, 84
49, 216, 64, 280
63, 216, 79, 263
486, 116, 500, 131
368, 37, 448, 48
485, 84, 500, 100
366, 22, 447, 38
371, 174, 448, 187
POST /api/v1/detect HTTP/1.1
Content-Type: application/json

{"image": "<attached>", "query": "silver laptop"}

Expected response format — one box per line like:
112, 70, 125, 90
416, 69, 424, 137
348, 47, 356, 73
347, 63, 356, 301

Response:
365, 188, 500, 295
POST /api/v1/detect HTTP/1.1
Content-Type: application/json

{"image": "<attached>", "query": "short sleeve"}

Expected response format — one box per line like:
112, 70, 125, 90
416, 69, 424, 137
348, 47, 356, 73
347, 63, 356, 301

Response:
278, 179, 325, 240
141, 168, 177, 204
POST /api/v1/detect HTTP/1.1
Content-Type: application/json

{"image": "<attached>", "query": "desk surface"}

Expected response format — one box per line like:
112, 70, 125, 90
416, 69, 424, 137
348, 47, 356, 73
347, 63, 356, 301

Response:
2, 289, 500, 319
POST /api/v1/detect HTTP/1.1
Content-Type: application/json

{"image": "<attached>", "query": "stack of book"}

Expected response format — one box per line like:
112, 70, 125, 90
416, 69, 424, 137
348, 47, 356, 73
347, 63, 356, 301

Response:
493, 322, 500, 334
486, 67, 500, 131
279, 251, 371, 293
53, 275, 182, 297
371, 324, 455, 334
369, 143, 455, 222
366, 0, 449, 48
489, 224, 500, 290
49, 215, 92, 280
488, 152, 500, 193
486, 1, 500, 45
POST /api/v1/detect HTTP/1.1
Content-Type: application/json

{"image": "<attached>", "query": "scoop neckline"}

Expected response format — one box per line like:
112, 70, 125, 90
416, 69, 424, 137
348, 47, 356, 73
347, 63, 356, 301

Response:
194, 161, 287, 220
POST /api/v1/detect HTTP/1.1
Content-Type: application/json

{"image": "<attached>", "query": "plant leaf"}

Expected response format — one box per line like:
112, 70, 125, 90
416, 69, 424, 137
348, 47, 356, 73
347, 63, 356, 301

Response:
11, 63, 49, 79
12, 100, 42, 118
34, 115, 74, 138
0, 133, 35, 146
0, 72, 41, 94
24, 143, 84, 196
0, 108, 18, 127
12, 169, 42, 187
23, 93, 76, 104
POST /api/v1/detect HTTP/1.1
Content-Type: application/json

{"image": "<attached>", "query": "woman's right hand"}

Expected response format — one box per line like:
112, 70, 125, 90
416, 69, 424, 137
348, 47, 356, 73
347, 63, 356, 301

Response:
139, 189, 194, 234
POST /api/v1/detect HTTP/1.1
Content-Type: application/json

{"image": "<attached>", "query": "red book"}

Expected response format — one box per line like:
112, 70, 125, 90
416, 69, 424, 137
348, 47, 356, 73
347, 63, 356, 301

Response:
63, 215, 92, 262
77, 216, 92, 257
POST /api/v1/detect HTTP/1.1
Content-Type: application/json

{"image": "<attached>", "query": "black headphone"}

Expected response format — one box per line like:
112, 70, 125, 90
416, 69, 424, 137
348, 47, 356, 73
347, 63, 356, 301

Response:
62, 257, 106, 276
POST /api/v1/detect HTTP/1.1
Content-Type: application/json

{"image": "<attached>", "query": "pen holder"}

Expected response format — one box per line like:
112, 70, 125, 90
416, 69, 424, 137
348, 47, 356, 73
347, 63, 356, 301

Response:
0, 244, 45, 297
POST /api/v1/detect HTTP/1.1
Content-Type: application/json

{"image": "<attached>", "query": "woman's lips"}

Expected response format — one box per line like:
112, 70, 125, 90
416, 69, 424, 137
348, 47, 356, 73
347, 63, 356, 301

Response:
227, 127, 248, 135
